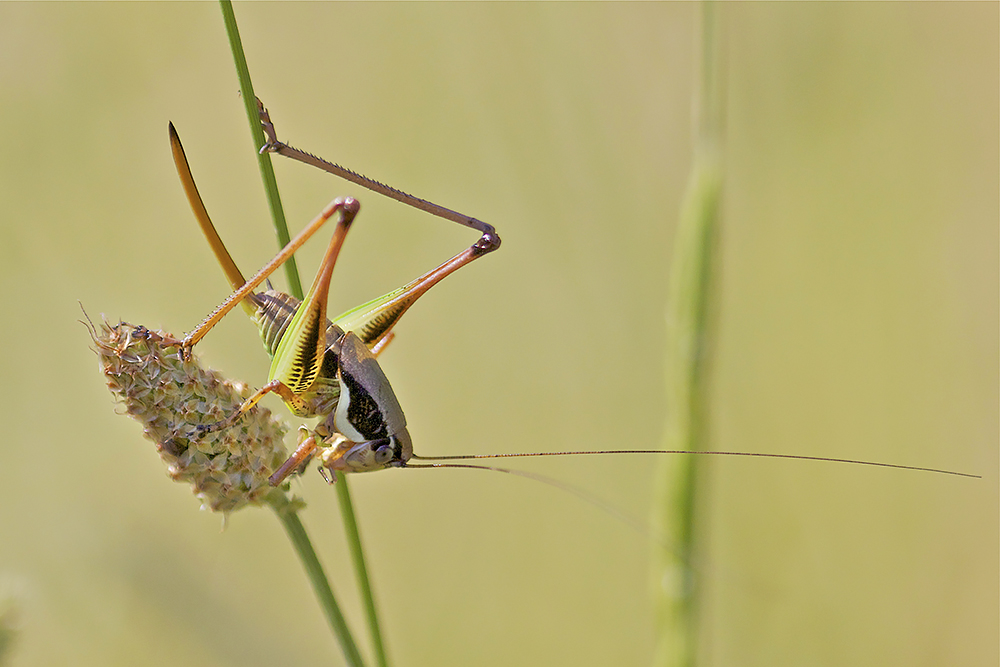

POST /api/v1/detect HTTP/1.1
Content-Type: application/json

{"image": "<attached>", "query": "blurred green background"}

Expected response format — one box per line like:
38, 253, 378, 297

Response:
0, 3, 995, 666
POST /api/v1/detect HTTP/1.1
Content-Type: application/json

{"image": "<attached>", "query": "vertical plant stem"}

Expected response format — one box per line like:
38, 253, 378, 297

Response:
218, 3, 389, 666
218, 0, 302, 299
655, 3, 724, 667
334, 473, 390, 667
268, 494, 367, 667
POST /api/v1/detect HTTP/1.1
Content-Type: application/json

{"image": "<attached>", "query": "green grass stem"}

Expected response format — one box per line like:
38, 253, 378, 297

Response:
218, 3, 390, 666
334, 473, 390, 667
268, 493, 366, 667
655, 4, 724, 667
218, 0, 301, 300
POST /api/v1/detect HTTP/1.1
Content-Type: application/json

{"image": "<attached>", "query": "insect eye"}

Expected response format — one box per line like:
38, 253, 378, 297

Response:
373, 440, 394, 464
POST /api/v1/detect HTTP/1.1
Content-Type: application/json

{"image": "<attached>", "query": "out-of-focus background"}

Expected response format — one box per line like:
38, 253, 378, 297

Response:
0, 4, 995, 666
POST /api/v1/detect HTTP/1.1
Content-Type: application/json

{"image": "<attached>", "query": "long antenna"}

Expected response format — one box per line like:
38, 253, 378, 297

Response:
409, 451, 979, 479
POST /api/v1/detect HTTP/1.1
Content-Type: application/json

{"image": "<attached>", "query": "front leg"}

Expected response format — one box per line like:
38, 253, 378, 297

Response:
186, 378, 301, 438
267, 429, 345, 486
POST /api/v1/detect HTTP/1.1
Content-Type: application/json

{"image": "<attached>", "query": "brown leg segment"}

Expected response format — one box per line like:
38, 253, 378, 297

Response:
268, 433, 320, 486
180, 197, 360, 356
186, 378, 302, 438
259, 98, 500, 249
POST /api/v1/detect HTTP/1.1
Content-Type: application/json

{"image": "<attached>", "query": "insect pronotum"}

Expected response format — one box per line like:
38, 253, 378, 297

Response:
168, 101, 978, 487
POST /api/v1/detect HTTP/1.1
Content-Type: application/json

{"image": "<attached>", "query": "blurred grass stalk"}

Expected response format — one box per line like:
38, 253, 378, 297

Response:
0, 585, 18, 666
218, 3, 388, 667
655, 4, 724, 667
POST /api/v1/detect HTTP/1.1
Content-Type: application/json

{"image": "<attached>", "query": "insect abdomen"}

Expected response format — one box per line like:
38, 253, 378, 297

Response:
251, 289, 344, 418
252, 290, 346, 360
251, 290, 300, 357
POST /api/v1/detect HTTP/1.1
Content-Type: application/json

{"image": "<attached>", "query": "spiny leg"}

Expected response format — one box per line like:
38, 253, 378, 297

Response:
334, 238, 497, 349
184, 196, 359, 437
179, 196, 360, 356
267, 431, 346, 486
267, 434, 317, 486
256, 102, 501, 349
184, 378, 294, 438
259, 99, 500, 247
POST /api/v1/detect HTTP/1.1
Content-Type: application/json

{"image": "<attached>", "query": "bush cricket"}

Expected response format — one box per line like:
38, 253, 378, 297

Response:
168, 103, 978, 488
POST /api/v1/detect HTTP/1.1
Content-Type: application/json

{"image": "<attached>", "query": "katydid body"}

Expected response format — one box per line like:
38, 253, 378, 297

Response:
169, 123, 498, 483
169, 112, 976, 486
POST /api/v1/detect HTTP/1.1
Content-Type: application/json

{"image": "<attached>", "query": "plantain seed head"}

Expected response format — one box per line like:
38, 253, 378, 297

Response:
88, 317, 294, 514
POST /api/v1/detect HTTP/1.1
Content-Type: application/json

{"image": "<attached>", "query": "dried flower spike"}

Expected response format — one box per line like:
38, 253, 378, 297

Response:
88, 316, 292, 513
